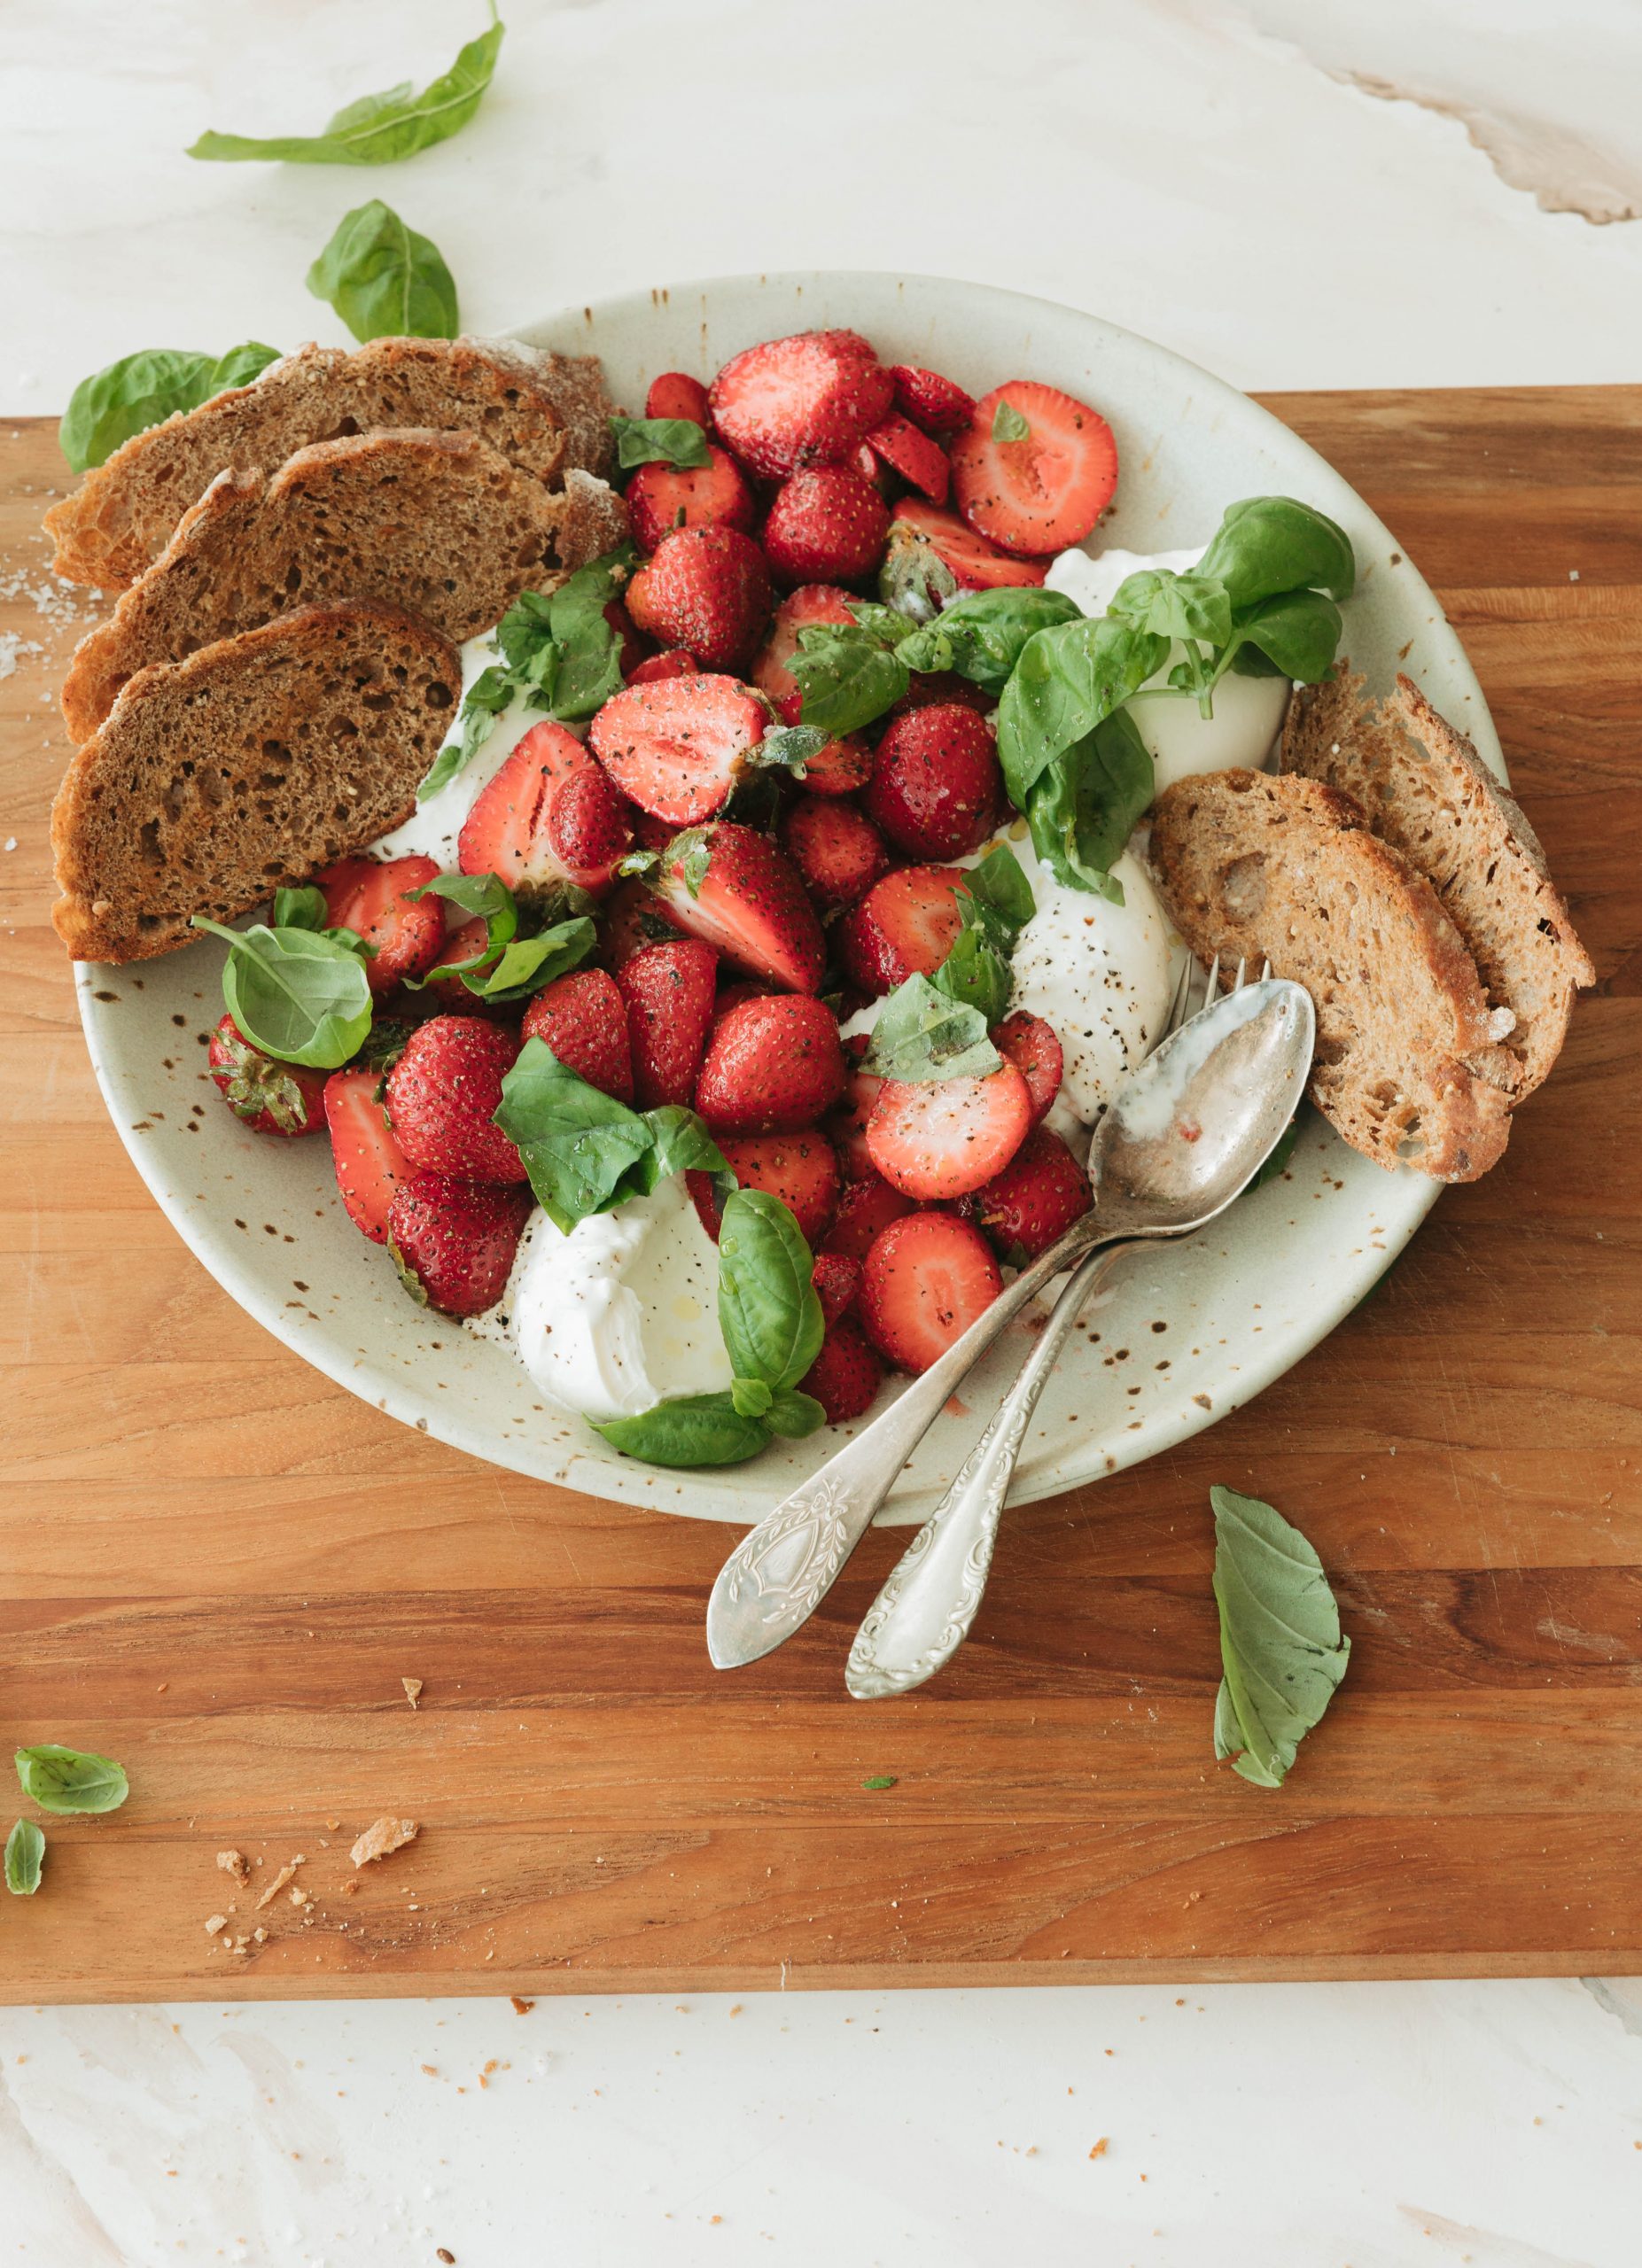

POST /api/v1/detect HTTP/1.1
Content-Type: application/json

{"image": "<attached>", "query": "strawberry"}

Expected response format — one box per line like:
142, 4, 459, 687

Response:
798, 1317, 883, 1422
648, 822, 826, 995
615, 938, 719, 1108
751, 584, 858, 719
207, 1014, 327, 1137
521, 967, 634, 1102
387, 1170, 532, 1319
762, 465, 890, 585
687, 1130, 840, 1246
865, 412, 950, 503
711, 977, 775, 1029
887, 498, 1047, 594
626, 445, 756, 555
824, 1037, 885, 1181
994, 1011, 1062, 1125
887, 364, 977, 437
589, 673, 772, 827
866, 1062, 1033, 1200
603, 598, 647, 679
695, 993, 846, 1136
837, 864, 966, 995
629, 807, 677, 852
458, 719, 632, 897
708, 331, 894, 480
949, 381, 1119, 557
810, 1249, 862, 1326
851, 439, 890, 493
970, 1124, 1089, 1262
315, 853, 445, 997
859, 1212, 1003, 1375
599, 875, 684, 967
781, 794, 890, 916
645, 371, 712, 426
626, 648, 699, 687
865, 704, 1000, 858
884, 669, 996, 721
800, 733, 874, 796
324, 1067, 414, 1241
624, 525, 774, 672
385, 1016, 527, 1184
819, 1171, 914, 1262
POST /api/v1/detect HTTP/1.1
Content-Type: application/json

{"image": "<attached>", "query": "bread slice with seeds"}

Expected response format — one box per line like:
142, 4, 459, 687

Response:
45, 335, 614, 589
51, 601, 459, 963
1280, 666, 1592, 1098
59, 428, 621, 741
1149, 767, 1518, 1182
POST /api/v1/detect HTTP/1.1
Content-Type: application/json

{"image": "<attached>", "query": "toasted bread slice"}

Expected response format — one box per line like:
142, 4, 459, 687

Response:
1281, 667, 1592, 1098
51, 602, 459, 963
1149, 768, 1518, 1182
45, 335, 614, 589
60, 429, 619, 741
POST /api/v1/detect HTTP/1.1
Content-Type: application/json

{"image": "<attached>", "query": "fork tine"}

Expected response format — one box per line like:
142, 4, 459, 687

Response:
1261, 958, 1272, 983
1164, 953, 1195, 1036
1204, 951, 1221, 1006
1231, 954, 1248, 995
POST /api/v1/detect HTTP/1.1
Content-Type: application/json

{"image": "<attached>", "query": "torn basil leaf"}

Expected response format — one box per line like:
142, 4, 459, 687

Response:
717, 1189, 823, 1394
1210, 1485, 1350, 1788
59, 344, 281, 473
191, 918, 374, 1068
863, 974, 1002, 1084
608, 415, 712, 470
790, 625, 910, 738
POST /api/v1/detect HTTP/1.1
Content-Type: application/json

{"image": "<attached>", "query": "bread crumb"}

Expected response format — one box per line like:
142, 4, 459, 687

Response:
253, 1928, 267, 1944
339, 1877, 359, 1897
216, 1849, 249, 1883
510, 1996, 534, 2016
288, 1885, 310, 1907
204, 1914, 227, 1937
255, 1861, 301, 1911
351, 1815, 419, 1868
1089, 2138, 1109, 2159
402, 1677, 423, 1708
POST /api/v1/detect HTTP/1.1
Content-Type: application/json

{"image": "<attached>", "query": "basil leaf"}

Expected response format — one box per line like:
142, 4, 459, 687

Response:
408, 870, 516, 926
5, 1818, 43, 1895
591, 1393, 771, 1468
863, 973, 1002, 1084
958, 843, 1035, 944
189, 11, 504, 165
541, 546, 633, 720
1227, 589, 1344, 685
751, 724, 829, 774
992, 399, 1031, 442
1210, 1485, 1350, 1788
765, 1387, 826, 1440
731, 1376, 774, 1418
15, 1744, 128, 1815
630, 1106, 732, 1200
878, 519, 960, 623
930, 925, 1014, 1027
844, 602, 921, 648
492, 1037, 654, 1231
306, 200, 458, 343
417, 664, 516, 800
899, 587, 1079, 695
466, 916, 595, 1004
790, 626, 910, 737
59, 343, 281, 474
1024, 707, 1154, 905
272, 883, 328, 932
191, 918, 374, 1068
1196, 497, 1355, 609
1108, 567, 1233, 650
996, 615, 1166, 808
608, 415, 712, 470
717, 1189, 824, 1393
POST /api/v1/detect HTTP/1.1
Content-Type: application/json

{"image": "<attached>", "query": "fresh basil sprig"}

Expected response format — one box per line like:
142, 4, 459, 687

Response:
1210, 1485, 1350, 1789
493, 1039, 732, 1231
1024, 708, 1154, 908
190, 8, 504, 166
897, 587, 1079, 693
191, 917, 374, 1068
995, 613, 1166, 812
59, 344, 281, 473
863, 973, 1001, 1084
4, 1818, 43, 1895
15, 1744, 128, 1815
307, 200, 459, 344
607, 415, 712, 471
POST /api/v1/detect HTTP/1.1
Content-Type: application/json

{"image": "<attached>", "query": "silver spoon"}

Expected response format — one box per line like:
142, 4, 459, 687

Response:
843, 970, 1314, 1699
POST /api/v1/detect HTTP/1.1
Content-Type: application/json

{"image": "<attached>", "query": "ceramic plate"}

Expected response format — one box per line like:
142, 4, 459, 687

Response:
76, 270, 1492, 1524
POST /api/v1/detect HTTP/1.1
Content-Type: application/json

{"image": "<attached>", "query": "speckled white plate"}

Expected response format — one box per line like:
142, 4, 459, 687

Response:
75, 270, 1493, 1525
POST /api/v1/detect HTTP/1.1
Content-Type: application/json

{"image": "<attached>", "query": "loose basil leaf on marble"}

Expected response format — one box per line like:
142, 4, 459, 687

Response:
996, 614, 1166, 809
58, 343, 282, 473
607, 415, 712, 470
190, 8, 505, 165
1196, 496, 1355, 610
1226, 589, 1344, 684
863, 974, 1001, 1084
790, 625, 910, 738
1210, 1485, 1350, 1789
191, 918, 374, 1068
492, 1038, 655, 1231
764, 1387, 825, 1440
717, 1189, 823, 1394
469, 915, 596, 1004
14, 1744, 129, 1815
1024, 707, 1154, 907
306, 200, 459, 343
898, 586, 1079, 695
271, 883, 328, 933
591, 1393, 772, 1468
4, 1818, 43, 1895
992, 399, 1031, 443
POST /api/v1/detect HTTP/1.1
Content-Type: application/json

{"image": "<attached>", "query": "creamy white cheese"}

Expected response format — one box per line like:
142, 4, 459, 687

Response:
373, 633, 562, 868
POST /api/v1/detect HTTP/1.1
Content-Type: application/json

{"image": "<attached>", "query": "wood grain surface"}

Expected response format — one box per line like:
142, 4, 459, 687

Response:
1, 388, 1637, 2003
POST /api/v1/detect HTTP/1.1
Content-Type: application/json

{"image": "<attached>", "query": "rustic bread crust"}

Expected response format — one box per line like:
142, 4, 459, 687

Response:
51, 602, 460, 964
1149, 767, 1518, 1183
1281, 666, 1592, 1098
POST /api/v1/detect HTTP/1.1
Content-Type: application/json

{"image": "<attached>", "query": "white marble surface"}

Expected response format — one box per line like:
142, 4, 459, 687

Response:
4, 2, 1640, 2260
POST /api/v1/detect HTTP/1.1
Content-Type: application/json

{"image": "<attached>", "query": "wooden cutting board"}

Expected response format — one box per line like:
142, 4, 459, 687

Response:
2, 388, 1637, 2004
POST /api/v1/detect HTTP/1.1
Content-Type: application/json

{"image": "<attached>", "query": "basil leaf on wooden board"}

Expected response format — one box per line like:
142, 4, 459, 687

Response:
992, 399, 1031, 443
607, 415, 712, 471
492, 1037, 654, 1231
4, 1818, 43, 1895
1024, 708, 1154, 907
996, 614, 1166, 809
790, 626, 910, 737
1196, 496, 1355, 609
591, 1393, 772, 1468
898, 587, 1079, 695
191, 919, 374, 1068
189, 9, 504, 165
306, 200, 459, 343
14, 1744, 128, 1815
1227, 589, 1344, 684
59, 343, 281, 473
717, 1190, 823, 1394
1210, 1485, 1350, 1788
863, 974, 1001, 1084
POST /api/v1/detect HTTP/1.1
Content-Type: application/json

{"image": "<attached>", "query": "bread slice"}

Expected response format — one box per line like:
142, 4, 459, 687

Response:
1149, 768, 1518, 1182
1281, 667, 1592, 1098
60, 428, 619, 741
45, 335, 614, 589
51, 602, 459, 963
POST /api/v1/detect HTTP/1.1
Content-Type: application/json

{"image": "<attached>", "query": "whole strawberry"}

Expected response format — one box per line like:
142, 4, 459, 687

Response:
709, 331, 893, 480
385, 1015, 527, 1184
387, 1171, 533, 1318
625, 524, 774, 672
763, 465, 890, 585
695, 993, 846, 1136
208, 1014, 327, 1137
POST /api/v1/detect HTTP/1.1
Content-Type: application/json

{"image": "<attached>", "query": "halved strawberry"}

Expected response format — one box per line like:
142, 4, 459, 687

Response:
645, 371, 712, 425
387, 1171, 532, 1318
994, 1011, 1062, 1125
624, 525, 774, 672
750, 582, 858, 725
811, 1249, 862, 1326
385, 1017, 527, 1184
315, 853, 445, 997
858, 1212, 1003, 1375
837, 864, 966, 995
626, 648, 699, 687
325, 1066, 414, 1241
949, 382, 1118, 557
599, 875, 685, 967
824, 1036, 884, 1181
695, 994, 846, 1137
589, 673, 771, 827
521, 967, 634, 1102
208, 1014, 328, 1136
798, 1317, 883, 1422
782, 795, 890, 917
626, 445, 756, 555
971, 1124, 1089, 1262
687, 1130, 840, 1247
866, 1063, 1033, 1200
457, 720, 631, 897
886, 498, 1047, 597
887, 364, 977, 437
708, 332, 894, 480
865, 704, 1000, 859
648, 822, 826, 995
865, 412, 950, 503
762, 465, 891, 585
818, 1171, 914, 1262
615, 939, 719, 1108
